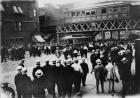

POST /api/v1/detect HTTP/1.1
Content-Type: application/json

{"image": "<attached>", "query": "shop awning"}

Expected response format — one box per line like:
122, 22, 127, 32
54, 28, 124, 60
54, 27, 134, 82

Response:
13, 6, 19, 13
17, 6, 23, 14
44, 34, 52, 39
0, 4, 4, 11
32, 35, 45, 43
61, 35, 93, 40
61, 35, 72, 40
13, 6, 23, 14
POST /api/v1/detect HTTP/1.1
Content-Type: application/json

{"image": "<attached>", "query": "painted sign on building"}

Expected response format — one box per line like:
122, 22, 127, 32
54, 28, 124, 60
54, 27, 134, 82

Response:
95, 32, 103, 40
120, 31, 130, 39
105, 31, 111, 39
112, 31, 118, 39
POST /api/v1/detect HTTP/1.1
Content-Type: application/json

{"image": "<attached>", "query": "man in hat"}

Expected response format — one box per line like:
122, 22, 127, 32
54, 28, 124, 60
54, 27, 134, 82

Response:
14, 66, 23, 98
83, 44, 88, 58
18, 60, 25, 67
49, 60, 57, 97
32, 62, 43, 79
32, 69, 45, 98
21, 68, 32, 98
55, 60, 64, 97
72, 59, 83, 93
94, 59, 106, 93
42, 60, 51, 91
80, 58, 89, 86
118, 57, 131, 96
63, 60, 74, 97
90, 50, 100, 74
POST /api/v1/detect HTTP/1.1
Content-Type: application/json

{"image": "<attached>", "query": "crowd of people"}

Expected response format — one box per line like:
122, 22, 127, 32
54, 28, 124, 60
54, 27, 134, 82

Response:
1, 44, 25, 62
1, 40, 135, 98
1, 42, 57, 63
14, 58, 89, 98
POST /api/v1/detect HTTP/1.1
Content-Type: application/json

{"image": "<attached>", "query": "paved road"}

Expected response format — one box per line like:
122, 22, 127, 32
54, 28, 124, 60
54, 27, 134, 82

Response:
0, 53, 135, 98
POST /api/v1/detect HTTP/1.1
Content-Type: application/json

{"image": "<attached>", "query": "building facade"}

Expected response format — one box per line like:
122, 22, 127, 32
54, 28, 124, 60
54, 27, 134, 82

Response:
1, 0, 39, 46
39, 4, 65, 43
56, 1, 140, 45
39, 1, 140, 46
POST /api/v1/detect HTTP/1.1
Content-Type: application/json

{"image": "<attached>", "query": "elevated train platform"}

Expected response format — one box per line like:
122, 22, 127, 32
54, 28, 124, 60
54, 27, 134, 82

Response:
56, 1, 140, 45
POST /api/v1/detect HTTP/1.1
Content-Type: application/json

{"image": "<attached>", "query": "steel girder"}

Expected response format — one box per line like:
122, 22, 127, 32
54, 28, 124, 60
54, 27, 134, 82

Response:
57, 18, 140, 33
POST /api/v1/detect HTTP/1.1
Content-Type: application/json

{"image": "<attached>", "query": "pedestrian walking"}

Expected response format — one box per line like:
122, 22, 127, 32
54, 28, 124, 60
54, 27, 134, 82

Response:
32, 69, 45, 98
63, 60, 74, 98
72, 59, 83, 93
21, 67, 32, 98
14, 66, 23, 98
42, 60, 51, 91
94, 59, 106, 93
32, 62, 43, 79
105, 59, 115, 93
80, 58, 89, 86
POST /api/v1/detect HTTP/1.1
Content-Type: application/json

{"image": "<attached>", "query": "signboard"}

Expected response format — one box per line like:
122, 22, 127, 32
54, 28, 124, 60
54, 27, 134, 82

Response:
120, 31, 130, 39
65, 17, 96, 23
105, 31, 111, 39
95, 32, 103, 40
112, 31, 118, 39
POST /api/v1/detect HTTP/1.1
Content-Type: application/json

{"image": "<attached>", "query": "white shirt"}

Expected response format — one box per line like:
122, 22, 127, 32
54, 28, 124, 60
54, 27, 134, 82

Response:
72, 63, 83, 73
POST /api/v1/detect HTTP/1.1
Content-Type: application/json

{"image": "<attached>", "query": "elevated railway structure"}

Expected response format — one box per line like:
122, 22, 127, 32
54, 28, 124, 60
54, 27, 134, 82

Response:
56, 1, 140, 45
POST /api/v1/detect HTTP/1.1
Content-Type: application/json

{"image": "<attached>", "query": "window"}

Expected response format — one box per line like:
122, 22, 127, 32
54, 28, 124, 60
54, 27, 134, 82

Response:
65, 12, 71, 17
86, 11, 90, 15
101, 8, 107, 14
121, 6, 127, 13
33, 9, 37, 17
71, 11, 75, 17
113, 7, 118, 13
76, 11, 80, 16
0, 3, 4, 11
81, 11, 85, 16
108, 8, 113, 14
18, 22, 22, 31
27, 2, 34, 9
91, 10, 96, 15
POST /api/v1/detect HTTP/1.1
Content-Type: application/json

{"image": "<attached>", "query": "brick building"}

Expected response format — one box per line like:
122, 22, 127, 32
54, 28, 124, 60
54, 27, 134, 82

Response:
0, 0, 40, 46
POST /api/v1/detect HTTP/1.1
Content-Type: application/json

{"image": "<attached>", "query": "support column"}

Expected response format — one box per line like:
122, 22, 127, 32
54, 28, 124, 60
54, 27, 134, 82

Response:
57, 33, 60, 45
102, 31, 105, 40
110, 31, 112, 40
118, 31, 120, 40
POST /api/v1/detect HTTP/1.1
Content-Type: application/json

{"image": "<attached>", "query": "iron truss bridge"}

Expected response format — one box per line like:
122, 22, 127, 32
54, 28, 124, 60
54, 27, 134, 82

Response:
57, 18, 140, 33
